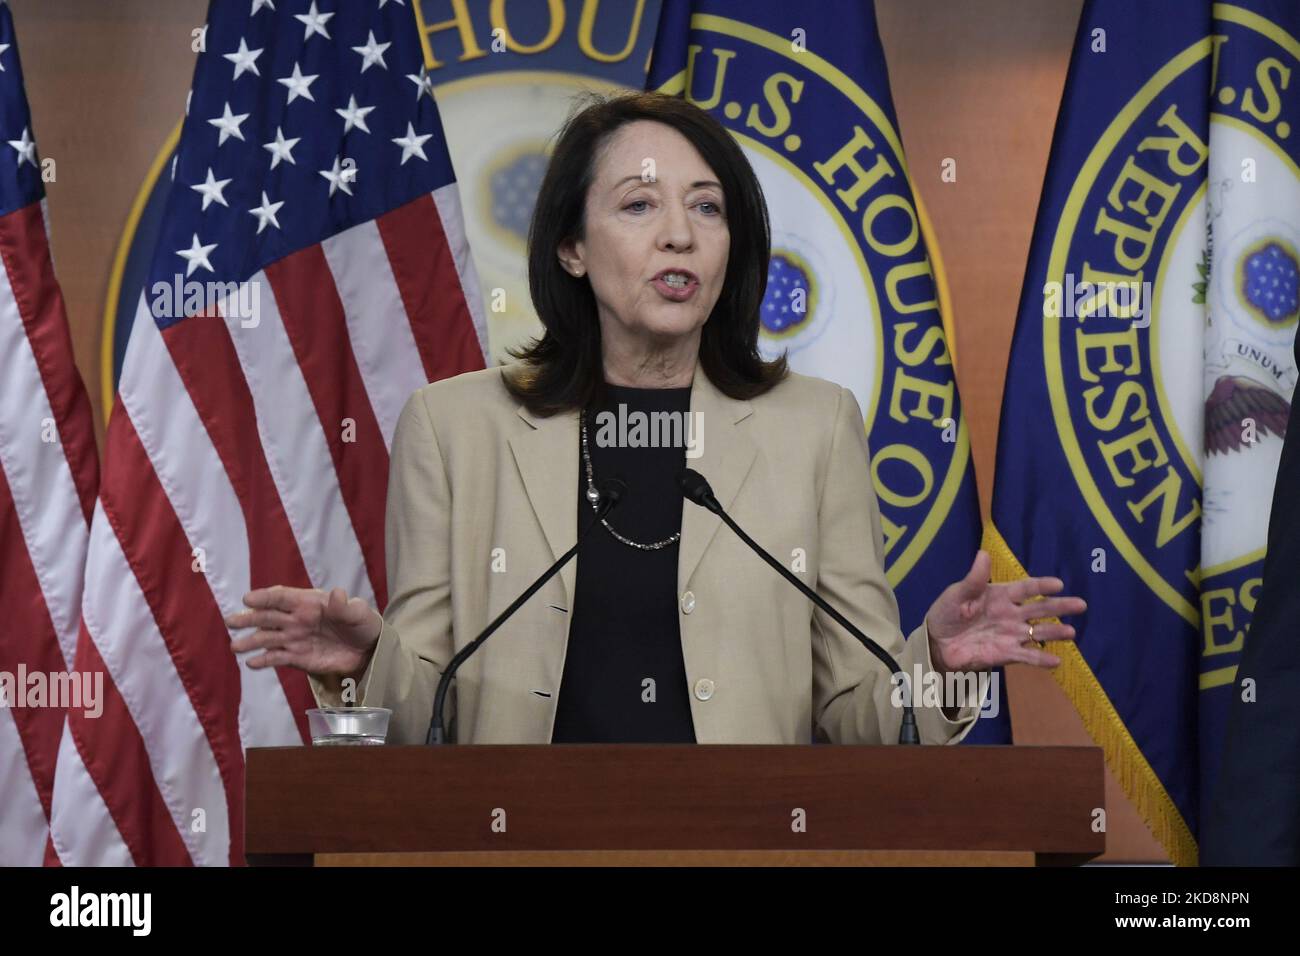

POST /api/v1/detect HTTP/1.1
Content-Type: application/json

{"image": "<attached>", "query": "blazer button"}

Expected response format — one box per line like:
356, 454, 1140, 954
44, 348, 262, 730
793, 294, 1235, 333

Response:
694, 677, 714, 701
680, 590, 696, 614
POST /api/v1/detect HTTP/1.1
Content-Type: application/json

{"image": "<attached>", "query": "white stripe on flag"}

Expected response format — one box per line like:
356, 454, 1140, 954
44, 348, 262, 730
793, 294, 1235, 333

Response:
321, 221, 428, 446
47, 719, 134, 866
431, 183, 489, 362
0, 268, 89, 670
82, 498, 229, 866
0, 705, 47, 866
221, 275, 375, 605
118, 295, 300, 750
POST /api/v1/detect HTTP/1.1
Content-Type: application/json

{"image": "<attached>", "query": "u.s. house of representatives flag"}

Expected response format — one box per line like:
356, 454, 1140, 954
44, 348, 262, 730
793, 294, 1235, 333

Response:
648, 0, 1007, 740
49, 0, 486, 866
0, 0, 100, 866
987, 0, 1299, 864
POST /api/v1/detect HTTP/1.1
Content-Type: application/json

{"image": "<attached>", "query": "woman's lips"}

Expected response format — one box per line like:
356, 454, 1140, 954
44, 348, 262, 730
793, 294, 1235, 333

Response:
652, 275, 699, 301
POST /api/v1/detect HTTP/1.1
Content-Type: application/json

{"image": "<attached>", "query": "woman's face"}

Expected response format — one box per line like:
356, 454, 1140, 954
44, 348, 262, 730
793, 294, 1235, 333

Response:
559, 119, 730, 353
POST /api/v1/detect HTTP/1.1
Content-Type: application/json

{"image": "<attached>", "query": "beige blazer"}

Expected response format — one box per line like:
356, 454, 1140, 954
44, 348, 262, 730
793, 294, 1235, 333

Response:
309, 364, 985, 745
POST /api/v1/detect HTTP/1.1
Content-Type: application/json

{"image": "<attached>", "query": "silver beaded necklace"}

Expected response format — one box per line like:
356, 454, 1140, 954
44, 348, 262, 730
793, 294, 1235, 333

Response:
580, 408, 680, 551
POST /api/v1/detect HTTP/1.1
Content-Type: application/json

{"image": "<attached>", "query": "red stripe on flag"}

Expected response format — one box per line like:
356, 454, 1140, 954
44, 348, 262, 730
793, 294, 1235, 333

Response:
0, 202, 99, 520
264, 250, 390, 608
161, 316, 313, 742
0, 461, 64, 818
376, 193, 486, 382
99, 408, 246, 864
63, 626, 193, 866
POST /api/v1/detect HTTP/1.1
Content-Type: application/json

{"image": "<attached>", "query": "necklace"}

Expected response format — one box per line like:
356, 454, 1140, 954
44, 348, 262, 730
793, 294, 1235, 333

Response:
580, 409, 680, 551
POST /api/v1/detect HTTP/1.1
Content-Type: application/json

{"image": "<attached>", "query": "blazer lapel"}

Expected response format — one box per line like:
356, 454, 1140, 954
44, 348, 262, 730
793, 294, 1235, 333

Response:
509, 402, 580, 610
507, 368, 757, 610
677, 369, 756, 596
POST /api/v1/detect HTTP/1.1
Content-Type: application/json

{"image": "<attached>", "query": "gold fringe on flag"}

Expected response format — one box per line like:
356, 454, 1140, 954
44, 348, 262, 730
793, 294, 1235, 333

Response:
981, 521, 1198, 867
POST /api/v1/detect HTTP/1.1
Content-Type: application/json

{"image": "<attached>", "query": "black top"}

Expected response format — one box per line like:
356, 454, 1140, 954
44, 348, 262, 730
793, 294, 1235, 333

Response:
550, 381, 698, 743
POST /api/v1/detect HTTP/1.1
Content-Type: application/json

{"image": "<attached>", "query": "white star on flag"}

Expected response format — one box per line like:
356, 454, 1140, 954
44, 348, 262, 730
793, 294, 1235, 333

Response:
406, 65, 435, 101
352, 31, 392, 73
191, 167, 232, 210
208, 102, 250, 145
263, 126, 301, 168
7, 126, 36, 166
319, 156, 356, 197
336, 94, 376, 134
278, 62, 319, 104
38, 0, 490, 869
0, 42, 10, 71
224, 37, 263, 80
392, 122, 432, 165
248, 191, 285, 234
295, 1, 334, 42
177, 233, 217, 276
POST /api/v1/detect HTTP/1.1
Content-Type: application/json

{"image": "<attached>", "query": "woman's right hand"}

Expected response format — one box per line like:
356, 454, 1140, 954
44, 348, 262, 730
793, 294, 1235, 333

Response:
225, 586, 382, 680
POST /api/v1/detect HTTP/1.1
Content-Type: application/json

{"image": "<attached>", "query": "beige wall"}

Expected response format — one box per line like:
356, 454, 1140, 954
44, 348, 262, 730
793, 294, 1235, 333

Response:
14, 0, 1165, 861
15, 0, 206, 450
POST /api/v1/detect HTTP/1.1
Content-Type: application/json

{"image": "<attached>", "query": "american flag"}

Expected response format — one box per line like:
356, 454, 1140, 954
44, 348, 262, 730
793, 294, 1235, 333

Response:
0, 0, 100, 866
44, 0, 486, 865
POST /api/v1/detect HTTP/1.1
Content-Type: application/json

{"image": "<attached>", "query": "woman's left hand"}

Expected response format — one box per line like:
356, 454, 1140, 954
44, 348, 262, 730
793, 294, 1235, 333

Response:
925, 550, 1086, 674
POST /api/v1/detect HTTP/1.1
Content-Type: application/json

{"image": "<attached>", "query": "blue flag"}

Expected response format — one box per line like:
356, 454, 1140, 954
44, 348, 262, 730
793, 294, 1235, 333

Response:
988, 0, 1300, 864
649, 0, 1009, 741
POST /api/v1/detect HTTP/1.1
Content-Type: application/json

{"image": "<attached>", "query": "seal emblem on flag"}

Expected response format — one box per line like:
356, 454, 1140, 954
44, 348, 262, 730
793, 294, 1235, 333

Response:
653, 14, 972, 587
1042, 4, 1299, 685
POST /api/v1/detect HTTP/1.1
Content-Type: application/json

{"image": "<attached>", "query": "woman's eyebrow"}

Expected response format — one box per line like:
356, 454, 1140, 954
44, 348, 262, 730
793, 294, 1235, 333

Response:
611, 174, 723, 190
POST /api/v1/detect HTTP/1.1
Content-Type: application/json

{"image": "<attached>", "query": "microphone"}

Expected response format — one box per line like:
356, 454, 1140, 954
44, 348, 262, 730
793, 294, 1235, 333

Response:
425, 477, 627, 745
678, 468, 921, 745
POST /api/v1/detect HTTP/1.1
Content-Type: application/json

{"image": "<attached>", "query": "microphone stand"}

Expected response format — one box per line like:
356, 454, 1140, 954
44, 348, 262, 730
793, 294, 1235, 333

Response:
425, 478, 625, 745
678, 468, 921, 745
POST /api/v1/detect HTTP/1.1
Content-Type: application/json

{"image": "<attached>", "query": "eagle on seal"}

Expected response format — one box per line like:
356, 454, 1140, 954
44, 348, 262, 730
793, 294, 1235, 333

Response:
1204, 375, 1291, 455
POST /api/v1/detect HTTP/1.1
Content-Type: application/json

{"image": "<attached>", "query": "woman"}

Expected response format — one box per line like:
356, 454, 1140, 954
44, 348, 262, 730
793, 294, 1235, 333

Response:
225, 91, 1085, 745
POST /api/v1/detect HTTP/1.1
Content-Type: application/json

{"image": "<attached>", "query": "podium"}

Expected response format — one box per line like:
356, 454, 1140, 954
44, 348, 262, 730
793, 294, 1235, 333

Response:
245, 744, 1104, 866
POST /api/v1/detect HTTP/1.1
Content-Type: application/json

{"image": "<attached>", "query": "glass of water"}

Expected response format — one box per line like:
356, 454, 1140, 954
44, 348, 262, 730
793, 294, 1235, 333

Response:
306, 707, 392, 746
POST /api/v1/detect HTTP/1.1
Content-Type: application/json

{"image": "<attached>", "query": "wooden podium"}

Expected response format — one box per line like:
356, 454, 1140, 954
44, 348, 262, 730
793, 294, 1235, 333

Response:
245, 744, 1104, 866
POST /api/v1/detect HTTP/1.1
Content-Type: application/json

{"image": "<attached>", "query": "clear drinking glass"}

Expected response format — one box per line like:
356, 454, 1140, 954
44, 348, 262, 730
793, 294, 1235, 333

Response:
306, 706, 392, 746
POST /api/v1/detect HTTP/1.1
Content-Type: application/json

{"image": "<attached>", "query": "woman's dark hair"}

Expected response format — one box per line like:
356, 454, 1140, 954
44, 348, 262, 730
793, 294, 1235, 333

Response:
504, 90, 788, 415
